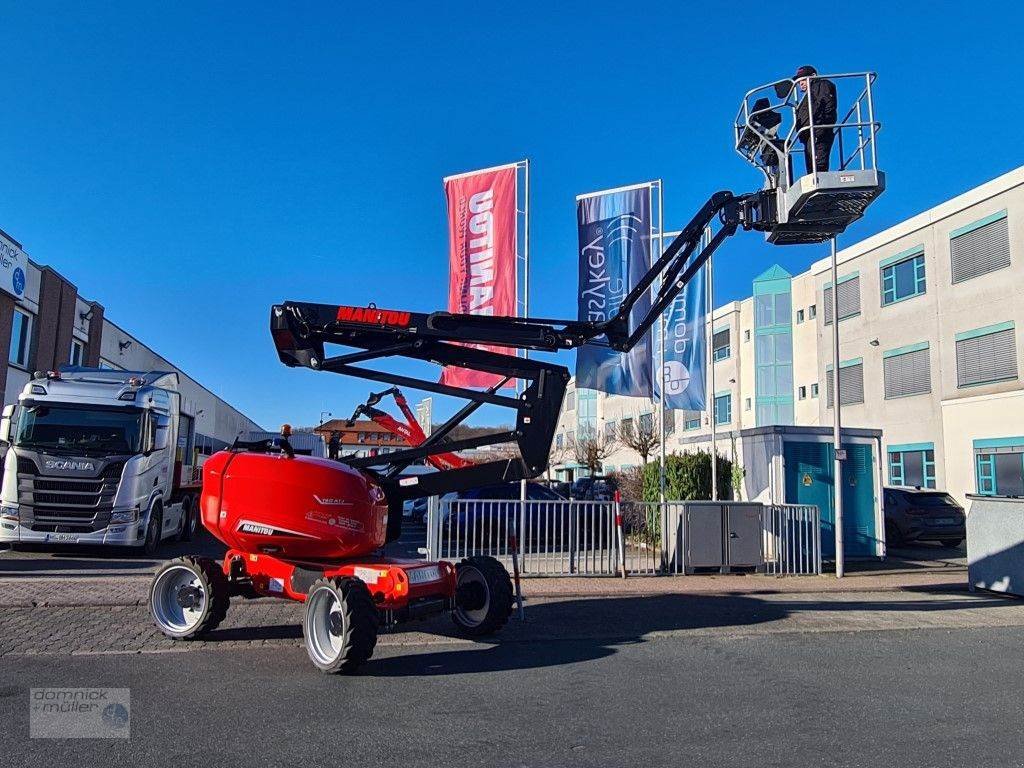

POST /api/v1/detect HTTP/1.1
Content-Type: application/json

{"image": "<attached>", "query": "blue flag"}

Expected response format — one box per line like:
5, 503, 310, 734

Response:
657, 254, 707, 411
575, 187, 653, 397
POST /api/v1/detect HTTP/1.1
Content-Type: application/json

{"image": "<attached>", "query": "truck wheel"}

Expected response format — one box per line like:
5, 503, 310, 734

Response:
452, 555, 513, 637
303, 577, 378, 674
150, 556, 230, 640
143, 506, 163, 556
178, 496, 197, 542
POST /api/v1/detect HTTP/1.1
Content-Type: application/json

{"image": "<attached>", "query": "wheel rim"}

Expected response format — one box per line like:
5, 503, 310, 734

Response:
152, 565, 207, 633
306, 586, 346, 665
146, 518, 159, 549
454, 566, 490, 627
187, 505, 197, 535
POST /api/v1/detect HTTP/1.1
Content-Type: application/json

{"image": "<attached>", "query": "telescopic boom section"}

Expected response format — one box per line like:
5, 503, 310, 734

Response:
270, 190, 753, 502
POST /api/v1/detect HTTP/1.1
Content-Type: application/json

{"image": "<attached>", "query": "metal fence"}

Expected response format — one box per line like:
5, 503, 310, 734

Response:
427, 499, 821, 577
762, 504, 822, 576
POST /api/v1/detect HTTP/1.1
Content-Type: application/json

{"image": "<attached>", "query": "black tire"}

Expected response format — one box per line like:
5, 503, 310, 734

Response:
178, 496, 197, 542
452, 555, 514, 637
149, 556, 230, 640
939, 538, 963, 548
143, 505, 163, 556
303, 577, 379, 674
885, 520, 904, 548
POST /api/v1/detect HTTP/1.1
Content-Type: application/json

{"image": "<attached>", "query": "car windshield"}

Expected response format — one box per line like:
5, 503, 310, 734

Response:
913, 493, 959, 508
15, 404, 144, 454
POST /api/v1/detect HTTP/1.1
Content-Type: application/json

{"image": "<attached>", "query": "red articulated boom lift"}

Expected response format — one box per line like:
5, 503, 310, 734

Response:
149, 72, 884, 674
346, 386, 474, 471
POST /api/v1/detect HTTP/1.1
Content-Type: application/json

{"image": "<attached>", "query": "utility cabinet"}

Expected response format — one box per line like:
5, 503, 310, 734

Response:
682, 502, 764, 573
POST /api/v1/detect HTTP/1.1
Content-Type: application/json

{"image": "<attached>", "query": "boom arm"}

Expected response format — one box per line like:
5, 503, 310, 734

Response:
271, 190, 760, 502
346, 387, 473, 472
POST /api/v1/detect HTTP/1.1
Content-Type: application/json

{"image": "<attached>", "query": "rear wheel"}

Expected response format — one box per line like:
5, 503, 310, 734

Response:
885, 520, 904, 548
150, 556, 230, 639
303, 577, 378, 674
178, 496, 198, 542
452, 555, 513, 637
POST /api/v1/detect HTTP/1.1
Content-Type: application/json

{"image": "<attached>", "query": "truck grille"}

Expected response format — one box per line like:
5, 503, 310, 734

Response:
17, 458, 125, 531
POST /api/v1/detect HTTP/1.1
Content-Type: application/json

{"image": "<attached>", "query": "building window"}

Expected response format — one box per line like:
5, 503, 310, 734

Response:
745, 397, 752, 411
798, 386, 807, 400
811, 383, 819, 398
712, 328, 731, 362
604, 420, 616, 440
564, 391, 576, 411
974, 438, 1024, 496
9, 308, 32, 368
714, 393, 731, 426
808, 304, 817, 319
955, 322, 1017, 388
619, 418, 633, 438
823, 275, 861, 324
684, 416, 701, 431
638, 412, 654, 433
889, 446, 936, 489
826, 360, 865, 407
566, 430, 575, 446
796, 309, 805, 324
883, 343, 931, 399
69, 338, 85, 366
881, 250, 926, 306
744, 330, 751, 342
556, 434, 563, 450
951, 210, 1010, 284
664, 410, 675, 435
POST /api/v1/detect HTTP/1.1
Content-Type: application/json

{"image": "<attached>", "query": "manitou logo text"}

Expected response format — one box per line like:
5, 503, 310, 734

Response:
464, 189, 496, 315
44, 459, 94, 472
336, 305, 411, 328
239, 522, 275, 536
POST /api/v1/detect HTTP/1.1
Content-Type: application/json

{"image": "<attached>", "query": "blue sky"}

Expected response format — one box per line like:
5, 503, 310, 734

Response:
2, 1, 1021, 430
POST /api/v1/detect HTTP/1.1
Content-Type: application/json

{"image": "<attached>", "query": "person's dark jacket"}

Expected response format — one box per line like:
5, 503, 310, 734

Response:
794, 78, 837, 142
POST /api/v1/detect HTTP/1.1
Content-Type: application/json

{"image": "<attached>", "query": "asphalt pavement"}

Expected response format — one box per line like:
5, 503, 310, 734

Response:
1, 619, 1022, 768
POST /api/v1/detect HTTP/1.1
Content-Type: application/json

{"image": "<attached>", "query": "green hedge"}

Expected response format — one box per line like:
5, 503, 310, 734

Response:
641, 451, 733, 502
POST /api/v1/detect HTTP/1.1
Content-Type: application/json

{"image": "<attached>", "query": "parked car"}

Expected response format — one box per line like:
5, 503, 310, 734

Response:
571, 476, 618, 501
441, 482, 595, 546
402, 497, 428, 520
883, 487, 965, 548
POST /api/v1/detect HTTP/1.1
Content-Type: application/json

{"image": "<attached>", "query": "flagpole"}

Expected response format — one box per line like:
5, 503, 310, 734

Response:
708, 242, 718, 501
520, 160, 530, 501
658, 182, 666, 505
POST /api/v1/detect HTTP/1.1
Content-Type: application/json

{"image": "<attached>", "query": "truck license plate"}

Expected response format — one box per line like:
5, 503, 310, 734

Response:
47, 533, 79, 543
407, 566, 441, 585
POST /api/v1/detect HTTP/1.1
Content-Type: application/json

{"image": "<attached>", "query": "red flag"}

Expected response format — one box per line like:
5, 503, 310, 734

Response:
440, 165, 518, 389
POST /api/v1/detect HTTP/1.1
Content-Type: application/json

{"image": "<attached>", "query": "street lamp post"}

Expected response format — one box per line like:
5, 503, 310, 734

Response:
829, 236, 845, 578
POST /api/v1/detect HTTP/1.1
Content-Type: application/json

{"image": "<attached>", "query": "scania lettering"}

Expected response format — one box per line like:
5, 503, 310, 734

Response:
0, 368, 201, 553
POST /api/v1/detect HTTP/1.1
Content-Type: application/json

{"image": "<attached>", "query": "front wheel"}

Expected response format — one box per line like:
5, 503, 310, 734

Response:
303, 577, 379, 674
452, 556, 513, 637
143, 507, 162, 556
150, 556, 230, 639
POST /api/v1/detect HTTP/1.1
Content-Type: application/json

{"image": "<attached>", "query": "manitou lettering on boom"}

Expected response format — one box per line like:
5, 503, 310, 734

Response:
465, 189, 495, 315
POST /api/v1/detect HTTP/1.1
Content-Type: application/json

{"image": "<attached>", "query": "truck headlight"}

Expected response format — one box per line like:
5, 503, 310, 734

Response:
0, 505, 18, 522
110, 507, 140, 524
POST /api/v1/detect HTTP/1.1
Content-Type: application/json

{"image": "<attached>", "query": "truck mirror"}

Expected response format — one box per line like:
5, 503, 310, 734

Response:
153, 415, 171, 452
0, 404, 16, 444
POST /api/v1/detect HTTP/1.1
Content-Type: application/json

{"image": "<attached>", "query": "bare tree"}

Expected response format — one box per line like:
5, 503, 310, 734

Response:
572, 426, 618, 476
619, 411, 660, 466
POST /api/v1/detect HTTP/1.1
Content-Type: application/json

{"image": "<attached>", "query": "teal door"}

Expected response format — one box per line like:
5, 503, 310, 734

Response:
783, 440, 877, 558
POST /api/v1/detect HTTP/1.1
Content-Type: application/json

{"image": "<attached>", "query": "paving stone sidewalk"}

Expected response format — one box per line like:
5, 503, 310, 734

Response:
2, 585, 1022, 659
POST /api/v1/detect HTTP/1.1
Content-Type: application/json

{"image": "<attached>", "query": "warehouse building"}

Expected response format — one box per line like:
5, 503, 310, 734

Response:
0, 226, 262, 452
552, 165, 1024, 506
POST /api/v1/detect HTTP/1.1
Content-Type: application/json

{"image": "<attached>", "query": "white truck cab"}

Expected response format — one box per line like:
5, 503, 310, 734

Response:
0, 368, 201, 552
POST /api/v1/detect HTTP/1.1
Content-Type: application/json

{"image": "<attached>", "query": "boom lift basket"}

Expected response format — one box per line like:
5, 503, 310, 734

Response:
734, 71, 884, 244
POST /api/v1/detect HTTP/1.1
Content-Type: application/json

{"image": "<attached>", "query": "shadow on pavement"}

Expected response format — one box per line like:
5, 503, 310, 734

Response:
0, 530, 225, 575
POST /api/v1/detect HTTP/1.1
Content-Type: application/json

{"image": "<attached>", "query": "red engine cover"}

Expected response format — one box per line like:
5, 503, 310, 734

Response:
200, 451, 389, 560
